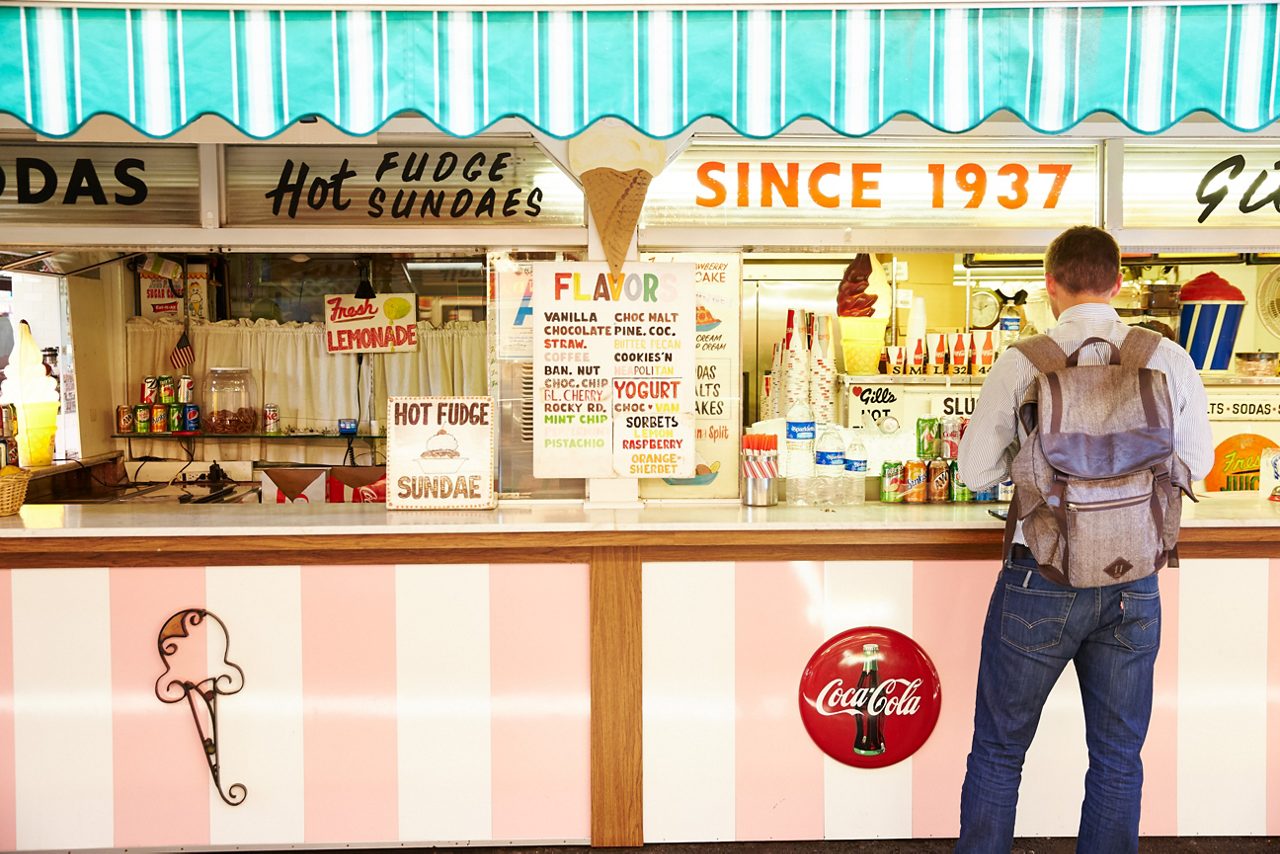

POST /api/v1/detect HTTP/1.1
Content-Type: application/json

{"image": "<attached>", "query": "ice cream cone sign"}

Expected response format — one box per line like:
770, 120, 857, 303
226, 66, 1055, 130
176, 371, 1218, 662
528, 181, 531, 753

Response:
567, 122, 667, 279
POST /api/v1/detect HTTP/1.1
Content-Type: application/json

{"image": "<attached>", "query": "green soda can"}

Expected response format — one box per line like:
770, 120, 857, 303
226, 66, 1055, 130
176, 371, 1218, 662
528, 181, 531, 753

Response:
880, 461, 904, 503
168, 404, 183, 433
949, 459, 973, 502
916, 417, 941, 459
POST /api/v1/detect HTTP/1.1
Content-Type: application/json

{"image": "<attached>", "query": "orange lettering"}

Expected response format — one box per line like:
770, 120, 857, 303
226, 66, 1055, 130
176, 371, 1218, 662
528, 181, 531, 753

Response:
808, 162, 840, 208
761, 162, 800, 207
695, 161, 727, 207
851, 163, 882, 208
736, 162, 750, 207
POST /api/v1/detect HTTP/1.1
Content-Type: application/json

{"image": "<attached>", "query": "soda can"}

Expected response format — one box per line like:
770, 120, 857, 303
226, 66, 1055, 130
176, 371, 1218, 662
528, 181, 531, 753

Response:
998, 478, 1015, 502
264, 403, 281, 435
115, 405, 134, 434
903, 460, 928, 503
157, 375, 176, 404
916, 417, 941, 459
151, 402, 169, 433
949, 459, 973, 502
141, 376, 159, 404
973, 484, 999, 503
927, 459, 951, 502
168, 404, 182, 433
182, 403, 201, 433
880, 462, 904, 503
178, 375, 194, 404
133, 404, 151, 433
3, 438, 17, 467
941, 415, 964, 460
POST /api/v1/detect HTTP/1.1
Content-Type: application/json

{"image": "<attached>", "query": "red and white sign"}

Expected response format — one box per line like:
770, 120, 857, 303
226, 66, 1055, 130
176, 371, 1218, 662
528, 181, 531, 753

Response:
324, 294, 418, 354
798, 626, 941, 769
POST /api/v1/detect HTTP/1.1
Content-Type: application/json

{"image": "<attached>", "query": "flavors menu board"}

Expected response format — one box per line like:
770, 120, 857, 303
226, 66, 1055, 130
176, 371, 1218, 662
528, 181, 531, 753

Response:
532, 263, 696, 479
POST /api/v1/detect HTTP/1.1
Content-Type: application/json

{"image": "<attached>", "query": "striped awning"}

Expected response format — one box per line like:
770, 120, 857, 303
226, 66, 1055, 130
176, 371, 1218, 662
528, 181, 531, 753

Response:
2, 4, 1280, 140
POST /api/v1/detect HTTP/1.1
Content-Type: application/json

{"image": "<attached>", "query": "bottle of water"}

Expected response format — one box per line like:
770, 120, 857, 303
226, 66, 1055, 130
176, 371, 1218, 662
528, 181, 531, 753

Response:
785, 399, 816, 504
814, 426, 845, 507
845, 429, 868, 506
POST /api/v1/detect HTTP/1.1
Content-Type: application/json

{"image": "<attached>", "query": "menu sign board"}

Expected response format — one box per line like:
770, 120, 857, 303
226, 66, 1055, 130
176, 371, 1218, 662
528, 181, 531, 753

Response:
532, 263, 697, 479
1124, 143, 1280, 228
0, 143, 199, 225
324, 294, 418, 354
386, 396, 496, 509
642, 143, 1098, 229
224, 144, 584, 226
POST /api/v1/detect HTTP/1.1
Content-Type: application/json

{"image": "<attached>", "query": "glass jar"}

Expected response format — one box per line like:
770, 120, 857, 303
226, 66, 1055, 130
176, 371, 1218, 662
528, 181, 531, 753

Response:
1234, 352, 1279, 378
203, 367, 259, 434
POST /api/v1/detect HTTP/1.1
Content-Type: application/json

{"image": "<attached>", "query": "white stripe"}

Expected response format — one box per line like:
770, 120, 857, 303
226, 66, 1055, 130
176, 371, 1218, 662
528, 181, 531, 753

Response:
1273, 9, 1280, 117
176, 11, 187, 124
72, 8, 82, 124
829, 11, 836, 123
877, 10, 885, 123
1015, 662, 1087, 836
12, 569, 114, 849
383, 10, 390, 119
730, 12, 738, 127
433, 11, 440, 122
681, 11, 688, 124
1023, 9, 1034, 118
396, 565, 493, 840
581, 13, 588, 125
1137, 7, 1168, 131
1073, 7, 1083, 123
1123, 8, 1132, 117
822, 561, 913, 838
531, 12, 539, 126
1038, 8, 1067, 130
1178, 560, 1270, 834
648, 11, 674, 135
35, 11, 70, 143
633, 12, 639, 122
978, 9, 985, 117
206, 565, 305, 844
642, 562, 735, 842
780, 11, 788, 124
278, 12, 288, 121
1171, 8, 1182, 122
140, 9, 172, 136
19, 9, 31, 122
928, 10, 935, 124
745, 10, 771, 135
547, 11, 574, 135
244, 11, 276, 136
127, 10, 137, 124
481, 12, 488, 125
446, 12, 476, 134
1221, 5, 1233, 117
1235, 4, 1266, 128
331, 12, 340, 123
943, 9, 969, 131
228, 11, 239, 126
346, 11, 376, 134
845, 11, 871, 132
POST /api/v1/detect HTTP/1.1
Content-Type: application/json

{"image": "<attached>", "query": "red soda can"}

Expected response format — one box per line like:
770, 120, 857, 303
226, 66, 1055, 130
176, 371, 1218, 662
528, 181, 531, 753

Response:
178, 375, 194, 404
116, 405, 134, 433
151, 402, 168, 433
941, 415, 963, 460
141, 376, 158, 404
927, 458, 951, 502
903, 460, 928, 503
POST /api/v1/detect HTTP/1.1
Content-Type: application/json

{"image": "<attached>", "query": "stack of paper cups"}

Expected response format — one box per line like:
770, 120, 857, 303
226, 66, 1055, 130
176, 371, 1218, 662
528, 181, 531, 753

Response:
809, 314, 837, 423
782, 310, 809, 414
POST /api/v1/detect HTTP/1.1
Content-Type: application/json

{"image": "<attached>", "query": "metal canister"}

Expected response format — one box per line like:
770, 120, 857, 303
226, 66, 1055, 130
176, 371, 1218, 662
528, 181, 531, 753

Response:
264, 403, 281, 434
903, 460, 928, 503
927, 458, 951, 502
115, 405, 134, 434
182, 403, 201, 432
941, 415, 964, 460
141, 376, 159, 404
949, 459, 973, 502
1, 404, 16, 438
134, 404, 151, 433
178, 375, 194, 404
880, 461, 904, 503
150, 402, 168, 433
157, 375, 176, 404
916, 417, 941, 459
168, 404, 183, 433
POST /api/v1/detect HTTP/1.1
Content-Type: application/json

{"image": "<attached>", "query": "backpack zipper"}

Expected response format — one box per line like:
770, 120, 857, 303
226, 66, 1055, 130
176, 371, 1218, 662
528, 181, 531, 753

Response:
1066, 494, 1150, 512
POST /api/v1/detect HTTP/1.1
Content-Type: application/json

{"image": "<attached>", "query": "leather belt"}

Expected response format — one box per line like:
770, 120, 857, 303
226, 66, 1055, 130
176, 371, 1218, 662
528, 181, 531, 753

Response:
1009, 543, 1036, 563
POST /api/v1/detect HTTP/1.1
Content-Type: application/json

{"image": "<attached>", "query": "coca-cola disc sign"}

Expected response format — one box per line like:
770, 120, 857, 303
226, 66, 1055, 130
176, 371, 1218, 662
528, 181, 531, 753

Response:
798, 626, 942, 769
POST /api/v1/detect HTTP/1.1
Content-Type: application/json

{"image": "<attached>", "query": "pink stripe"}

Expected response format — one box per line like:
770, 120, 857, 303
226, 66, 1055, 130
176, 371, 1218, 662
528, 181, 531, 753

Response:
1269, 560, 1280, 835
110, 567, 210, 848
910, 560, 1000, 838
1139, 566, 1179, 836
0, 571, 13, 852
734, 561, 824, 841
301, 565, 398, 843
490, 563, 590, 840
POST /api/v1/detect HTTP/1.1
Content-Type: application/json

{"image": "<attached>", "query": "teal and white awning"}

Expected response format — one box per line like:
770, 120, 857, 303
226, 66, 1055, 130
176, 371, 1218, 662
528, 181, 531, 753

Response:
3, 4, 1280, 140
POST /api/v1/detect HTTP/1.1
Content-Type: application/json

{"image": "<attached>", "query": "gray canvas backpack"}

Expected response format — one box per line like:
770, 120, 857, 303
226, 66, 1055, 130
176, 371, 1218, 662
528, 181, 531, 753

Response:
1004, 327, 1195, 587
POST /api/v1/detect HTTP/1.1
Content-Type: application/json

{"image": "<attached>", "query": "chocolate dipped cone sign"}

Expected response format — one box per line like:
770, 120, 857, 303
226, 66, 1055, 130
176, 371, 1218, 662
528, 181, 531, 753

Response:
568, 122, 667, 278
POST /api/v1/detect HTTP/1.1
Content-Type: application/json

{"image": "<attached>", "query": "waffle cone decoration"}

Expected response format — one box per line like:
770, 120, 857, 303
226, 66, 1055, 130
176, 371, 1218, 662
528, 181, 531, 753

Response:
581, 166, 652, 279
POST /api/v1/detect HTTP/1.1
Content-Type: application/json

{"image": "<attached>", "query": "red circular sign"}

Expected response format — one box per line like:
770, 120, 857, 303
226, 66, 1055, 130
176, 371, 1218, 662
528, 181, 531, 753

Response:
798, 626, 942, 768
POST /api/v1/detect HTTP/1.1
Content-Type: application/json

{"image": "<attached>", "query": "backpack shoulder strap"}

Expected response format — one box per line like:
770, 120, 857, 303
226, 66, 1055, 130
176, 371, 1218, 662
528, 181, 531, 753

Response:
1010, 335, 1068, 375
1119, 325, 1163, 368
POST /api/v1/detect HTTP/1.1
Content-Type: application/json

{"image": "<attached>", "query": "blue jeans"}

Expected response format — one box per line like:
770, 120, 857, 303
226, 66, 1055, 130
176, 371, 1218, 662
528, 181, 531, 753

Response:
956, 553, 1161, 854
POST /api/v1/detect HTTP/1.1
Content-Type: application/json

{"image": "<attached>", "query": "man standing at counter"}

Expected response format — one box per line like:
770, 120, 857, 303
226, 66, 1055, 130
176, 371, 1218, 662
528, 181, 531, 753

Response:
955, 226, 1212, 853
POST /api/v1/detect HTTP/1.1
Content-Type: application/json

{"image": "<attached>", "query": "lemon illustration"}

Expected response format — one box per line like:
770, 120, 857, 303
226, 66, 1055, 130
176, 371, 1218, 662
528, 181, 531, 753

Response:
383, 297, 412, 321
709, 460, 721, 473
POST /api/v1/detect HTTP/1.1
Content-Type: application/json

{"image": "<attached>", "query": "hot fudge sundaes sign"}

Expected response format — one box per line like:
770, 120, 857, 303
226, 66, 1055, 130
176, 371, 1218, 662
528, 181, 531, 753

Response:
386, 396, 495, 509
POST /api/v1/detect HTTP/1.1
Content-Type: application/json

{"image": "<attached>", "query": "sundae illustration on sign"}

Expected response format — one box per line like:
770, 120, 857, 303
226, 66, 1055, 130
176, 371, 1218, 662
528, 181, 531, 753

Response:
798, 626, 941, 769
154, 609, 247, 806
416, 428, 466, 474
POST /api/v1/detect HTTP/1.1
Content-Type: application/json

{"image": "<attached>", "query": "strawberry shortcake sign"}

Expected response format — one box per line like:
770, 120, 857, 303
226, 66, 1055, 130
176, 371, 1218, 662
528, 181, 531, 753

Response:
386, 396, 495, 509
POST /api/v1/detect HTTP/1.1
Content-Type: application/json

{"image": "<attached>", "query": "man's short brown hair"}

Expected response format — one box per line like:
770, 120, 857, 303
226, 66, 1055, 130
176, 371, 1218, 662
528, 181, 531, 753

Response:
1044, 226, 1121, 295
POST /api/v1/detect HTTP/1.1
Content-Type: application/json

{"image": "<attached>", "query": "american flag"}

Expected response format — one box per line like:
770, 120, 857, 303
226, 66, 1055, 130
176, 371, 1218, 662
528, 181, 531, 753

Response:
169, 330, 194, 369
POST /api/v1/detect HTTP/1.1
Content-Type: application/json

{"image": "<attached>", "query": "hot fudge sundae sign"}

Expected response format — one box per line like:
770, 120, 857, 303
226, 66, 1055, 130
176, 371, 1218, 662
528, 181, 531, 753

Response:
386, 396, 495, 509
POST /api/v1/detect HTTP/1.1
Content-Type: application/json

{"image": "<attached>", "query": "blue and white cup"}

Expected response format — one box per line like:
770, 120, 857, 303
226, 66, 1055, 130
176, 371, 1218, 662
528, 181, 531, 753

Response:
1178, 299, 1246, 371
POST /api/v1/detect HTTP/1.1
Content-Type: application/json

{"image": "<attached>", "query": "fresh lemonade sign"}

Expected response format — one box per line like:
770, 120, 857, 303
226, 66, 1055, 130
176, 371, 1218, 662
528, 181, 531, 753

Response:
324, 294, 418, 354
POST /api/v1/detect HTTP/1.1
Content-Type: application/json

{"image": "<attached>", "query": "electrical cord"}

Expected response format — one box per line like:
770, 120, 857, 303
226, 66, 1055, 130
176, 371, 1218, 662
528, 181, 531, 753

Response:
52, 457, 132, 490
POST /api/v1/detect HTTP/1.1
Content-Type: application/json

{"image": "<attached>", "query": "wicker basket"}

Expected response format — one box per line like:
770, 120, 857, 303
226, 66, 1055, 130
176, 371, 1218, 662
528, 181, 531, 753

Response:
0, 472, 30, 516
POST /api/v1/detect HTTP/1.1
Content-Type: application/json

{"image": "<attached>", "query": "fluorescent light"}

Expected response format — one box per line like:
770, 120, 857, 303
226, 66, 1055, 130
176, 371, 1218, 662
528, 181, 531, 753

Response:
405, 262, 484, 272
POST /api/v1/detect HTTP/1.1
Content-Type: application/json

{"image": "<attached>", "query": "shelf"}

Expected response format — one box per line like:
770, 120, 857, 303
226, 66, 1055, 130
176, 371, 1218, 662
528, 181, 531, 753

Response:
113, 433, 385, 440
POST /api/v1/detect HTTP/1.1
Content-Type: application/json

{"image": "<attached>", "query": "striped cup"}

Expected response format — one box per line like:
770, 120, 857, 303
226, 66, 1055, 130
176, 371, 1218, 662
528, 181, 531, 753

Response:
1178, 299, 1246, 371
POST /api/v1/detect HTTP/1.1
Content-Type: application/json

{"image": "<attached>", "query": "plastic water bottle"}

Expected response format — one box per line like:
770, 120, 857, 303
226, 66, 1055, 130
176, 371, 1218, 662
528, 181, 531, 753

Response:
785, 399, 816, 483
845, 430, 868, 506
814, 426, 845, 506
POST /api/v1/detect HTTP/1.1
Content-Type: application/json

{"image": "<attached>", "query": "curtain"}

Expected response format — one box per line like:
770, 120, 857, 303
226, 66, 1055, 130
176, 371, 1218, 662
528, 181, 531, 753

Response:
125, 318, 488, 465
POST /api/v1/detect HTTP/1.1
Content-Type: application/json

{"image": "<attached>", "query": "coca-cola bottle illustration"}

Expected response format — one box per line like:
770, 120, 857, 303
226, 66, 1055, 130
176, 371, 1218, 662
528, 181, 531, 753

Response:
853, 643, 886, 756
